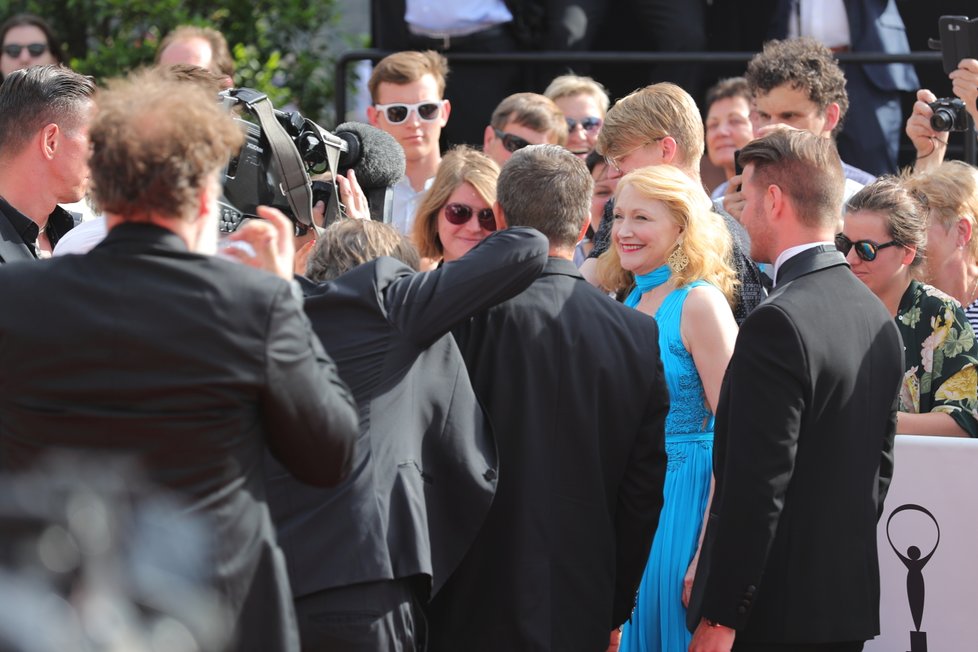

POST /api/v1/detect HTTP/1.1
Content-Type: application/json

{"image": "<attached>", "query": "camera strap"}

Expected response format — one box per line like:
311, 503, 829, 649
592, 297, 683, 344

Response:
230, 88, 314, 229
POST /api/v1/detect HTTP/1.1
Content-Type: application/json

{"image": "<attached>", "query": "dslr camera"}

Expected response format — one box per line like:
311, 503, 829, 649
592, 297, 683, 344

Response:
929, 98, 971, 132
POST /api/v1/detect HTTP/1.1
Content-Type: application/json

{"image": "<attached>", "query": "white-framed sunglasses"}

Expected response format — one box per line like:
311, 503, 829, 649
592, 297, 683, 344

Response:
374, 100, 445, 124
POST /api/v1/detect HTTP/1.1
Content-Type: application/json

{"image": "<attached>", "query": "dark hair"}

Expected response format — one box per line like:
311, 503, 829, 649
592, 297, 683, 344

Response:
0, 65, 95, 155
497, 144, 592, 249
308, 219, 421, 281
745, 37, 849, 135
704, 77, 750, 114
845, 176, 928, 267
89, 69, 243, 220
0, 13, 64, 71
738, 128, 844, 229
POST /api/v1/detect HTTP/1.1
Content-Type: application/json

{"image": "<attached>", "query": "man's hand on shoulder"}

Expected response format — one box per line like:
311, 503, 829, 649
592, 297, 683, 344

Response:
689, 618, 735, 652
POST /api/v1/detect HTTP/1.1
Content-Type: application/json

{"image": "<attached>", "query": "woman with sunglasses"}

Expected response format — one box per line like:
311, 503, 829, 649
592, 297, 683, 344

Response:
0, 13, 62, 81
413, 146, 502, 266
596, 165, 738, 652
903, 161, 978, 333
840, 177, 977, 437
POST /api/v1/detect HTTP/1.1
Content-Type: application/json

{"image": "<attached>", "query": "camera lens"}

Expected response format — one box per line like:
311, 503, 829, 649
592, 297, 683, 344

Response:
930, 108, 955, 132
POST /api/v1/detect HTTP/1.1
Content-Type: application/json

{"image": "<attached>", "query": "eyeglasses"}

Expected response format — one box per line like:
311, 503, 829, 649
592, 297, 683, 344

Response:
2, 43, 48, 58
374, 100, 444, 124
835, 233, 901, 262
605, 138, 662, 174
566, 116, 603, 133
443, 203, 497, 231
492, 128, 532, 154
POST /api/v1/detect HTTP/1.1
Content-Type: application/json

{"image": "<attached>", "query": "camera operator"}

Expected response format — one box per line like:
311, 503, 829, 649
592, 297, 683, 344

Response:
906, 57, 978, 173
0, 68, 359, 652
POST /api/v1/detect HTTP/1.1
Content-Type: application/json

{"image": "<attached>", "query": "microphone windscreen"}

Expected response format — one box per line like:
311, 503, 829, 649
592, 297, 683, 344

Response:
333, 121, 405, 190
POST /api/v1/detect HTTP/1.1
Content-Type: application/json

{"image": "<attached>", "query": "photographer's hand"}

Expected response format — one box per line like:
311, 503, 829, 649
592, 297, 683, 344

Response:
226, 205, 296, 280
950, 58, 978, 132
906, 89, 948, 173
336, 169, 370, 221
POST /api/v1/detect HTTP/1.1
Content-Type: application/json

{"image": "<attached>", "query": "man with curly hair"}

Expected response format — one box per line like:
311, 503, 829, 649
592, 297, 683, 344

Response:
747, 38, 875, 183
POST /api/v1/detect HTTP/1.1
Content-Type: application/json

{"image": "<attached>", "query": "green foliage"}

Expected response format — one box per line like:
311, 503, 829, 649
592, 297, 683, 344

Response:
0, 0, 363, 125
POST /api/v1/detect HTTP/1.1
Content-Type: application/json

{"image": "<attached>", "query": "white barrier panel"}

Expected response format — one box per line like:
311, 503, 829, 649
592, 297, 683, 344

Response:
865, 435, 978, 652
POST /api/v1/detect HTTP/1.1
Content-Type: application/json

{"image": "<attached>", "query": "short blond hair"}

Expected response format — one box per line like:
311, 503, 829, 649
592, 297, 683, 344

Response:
596, 83, 704, 177
543, 74, 610, 116
490, 92, 568, 146
903, 161, 978, 261
596, 165, 738, 305
411, 146, 500, 259
368, 50, 448, 100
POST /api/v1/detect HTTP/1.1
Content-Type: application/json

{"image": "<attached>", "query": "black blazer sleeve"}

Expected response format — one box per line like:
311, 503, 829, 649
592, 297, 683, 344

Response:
383, 226, 548, 346
612, 342, 670, 626
703, 303, 807, 628
260, 280, 359, 487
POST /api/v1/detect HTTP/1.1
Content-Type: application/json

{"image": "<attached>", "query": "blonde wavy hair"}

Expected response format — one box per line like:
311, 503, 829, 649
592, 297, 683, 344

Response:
596, 165, 738, 306
411, 146, 500, 259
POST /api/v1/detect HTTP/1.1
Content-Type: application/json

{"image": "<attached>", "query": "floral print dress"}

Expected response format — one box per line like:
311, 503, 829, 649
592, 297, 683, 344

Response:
896, 280, 978, 437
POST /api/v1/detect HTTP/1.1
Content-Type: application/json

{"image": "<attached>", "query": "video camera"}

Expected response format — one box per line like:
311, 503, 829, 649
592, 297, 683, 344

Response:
928, 16, 978, 133
217, 88, 405, 235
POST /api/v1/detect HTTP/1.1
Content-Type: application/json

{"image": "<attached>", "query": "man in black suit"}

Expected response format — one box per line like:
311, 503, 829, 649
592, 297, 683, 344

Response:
427, 144, 670, 652
687, 129, 903, 652
0, 70, 359, 652
0, 65, 95, 263
264, 219, 548, 651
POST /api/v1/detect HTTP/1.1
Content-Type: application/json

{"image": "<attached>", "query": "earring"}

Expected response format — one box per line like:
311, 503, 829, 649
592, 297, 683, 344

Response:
667, 246, 689, 273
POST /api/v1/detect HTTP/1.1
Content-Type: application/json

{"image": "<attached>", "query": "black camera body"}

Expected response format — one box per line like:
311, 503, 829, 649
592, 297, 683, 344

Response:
929, 98, 971, 132
219, 89, 340, 235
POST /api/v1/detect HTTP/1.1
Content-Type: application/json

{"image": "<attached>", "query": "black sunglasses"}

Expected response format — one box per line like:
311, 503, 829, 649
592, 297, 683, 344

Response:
492, 128, 531, 153
2, 43, 48, 58
835, 233, 901, 262
373, 101, 443, 124
566, 116, 602, 133
444, 203, 496, 231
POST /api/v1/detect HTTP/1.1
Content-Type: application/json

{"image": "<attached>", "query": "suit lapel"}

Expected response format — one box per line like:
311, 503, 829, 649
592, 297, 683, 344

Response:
775, 245, 849, 287
0, 214, 34, 264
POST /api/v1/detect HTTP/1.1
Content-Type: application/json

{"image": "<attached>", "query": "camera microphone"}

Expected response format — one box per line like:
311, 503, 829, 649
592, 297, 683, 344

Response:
332, 122, 406, 189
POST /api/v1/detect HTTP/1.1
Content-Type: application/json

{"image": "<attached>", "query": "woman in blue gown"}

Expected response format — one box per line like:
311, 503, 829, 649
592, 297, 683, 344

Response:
597, 165, 739, 652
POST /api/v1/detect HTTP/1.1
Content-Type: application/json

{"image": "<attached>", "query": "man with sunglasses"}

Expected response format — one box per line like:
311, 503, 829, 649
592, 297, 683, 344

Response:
0, 65, 94, 264
367, 50, 452, 236
687, 129, 903, 652
482, 92, 568, 167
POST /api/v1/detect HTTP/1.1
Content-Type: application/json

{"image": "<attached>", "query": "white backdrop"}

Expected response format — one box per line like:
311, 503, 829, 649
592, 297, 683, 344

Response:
865, 435, 978, 652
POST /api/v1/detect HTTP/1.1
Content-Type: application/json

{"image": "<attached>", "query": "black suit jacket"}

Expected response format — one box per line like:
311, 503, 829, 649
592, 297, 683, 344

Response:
688, 246, 903, 644
427, 258, 670, 652
0, 223, 359, 652
264, 227, 549, 599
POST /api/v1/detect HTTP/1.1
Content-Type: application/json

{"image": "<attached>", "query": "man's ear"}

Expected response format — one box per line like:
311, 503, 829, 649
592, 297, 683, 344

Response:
41, 123, 60, 160
366, 105, 380, 127
440, 99, 451, 126
822, 102, 841, 136
766, 182, 784, 219
659, 136, 679, 165
576, 215, 590, 243
493, 200, 508, 229
484, 125, 496, 151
